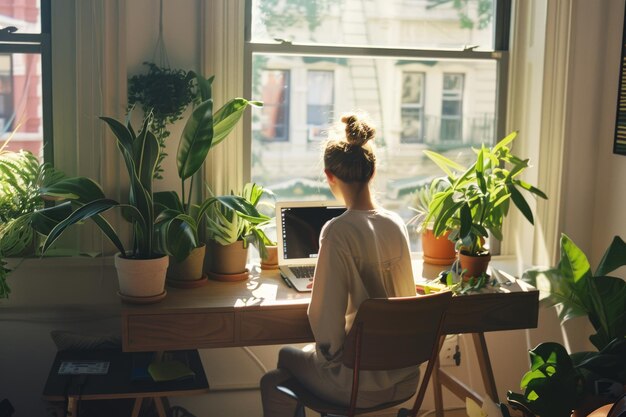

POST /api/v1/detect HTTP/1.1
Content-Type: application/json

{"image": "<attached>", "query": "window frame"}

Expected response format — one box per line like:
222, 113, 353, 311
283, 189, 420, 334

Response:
243, 0, 512, 254
0, 0, 53, 162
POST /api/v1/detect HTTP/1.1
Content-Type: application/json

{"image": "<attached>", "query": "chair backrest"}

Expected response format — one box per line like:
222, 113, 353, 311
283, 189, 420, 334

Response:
608, 393, 626, 417
342, 290, 452, 371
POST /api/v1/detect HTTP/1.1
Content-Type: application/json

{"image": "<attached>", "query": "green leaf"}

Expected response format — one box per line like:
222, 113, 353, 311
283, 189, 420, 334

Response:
509, 185, 534, 224
134, 118, 160, 192
459, 203, 472, 239
154, 191, 184, 213
31, 202, 74, 236
586, 276, 626, 350
212, 98, 253, 147
177, 99, 214, 180
514, 179, 548, 199
492, 131, 518, 153
423, 150, 465, 178
39, 177, 105, 204
195, 73, 214, 102
595, 236, 626, 276
158, 216, 198, 261
559, 234, 592, 285
41, 199, 125, 255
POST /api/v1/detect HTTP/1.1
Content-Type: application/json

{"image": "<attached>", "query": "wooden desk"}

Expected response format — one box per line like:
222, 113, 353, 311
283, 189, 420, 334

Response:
121, 262, 538, 415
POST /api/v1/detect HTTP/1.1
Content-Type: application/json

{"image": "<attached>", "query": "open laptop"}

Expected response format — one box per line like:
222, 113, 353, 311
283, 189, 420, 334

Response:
276, 201, 346, 292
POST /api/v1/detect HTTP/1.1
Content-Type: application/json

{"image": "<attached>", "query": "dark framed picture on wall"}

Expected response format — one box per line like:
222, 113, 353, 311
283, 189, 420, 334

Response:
614, 5, 626, 155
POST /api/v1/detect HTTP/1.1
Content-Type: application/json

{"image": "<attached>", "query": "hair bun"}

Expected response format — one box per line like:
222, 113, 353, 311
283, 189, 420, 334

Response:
341, 114, 375, 147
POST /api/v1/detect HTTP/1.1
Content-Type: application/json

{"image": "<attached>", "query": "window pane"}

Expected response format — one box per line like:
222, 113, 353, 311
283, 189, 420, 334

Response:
251, 0, 495, 50
0, 0, 41, 34
250, 54, 497, 250
307, 70, 334, 140
255, 69, 290, 142
0, 53, 43, 157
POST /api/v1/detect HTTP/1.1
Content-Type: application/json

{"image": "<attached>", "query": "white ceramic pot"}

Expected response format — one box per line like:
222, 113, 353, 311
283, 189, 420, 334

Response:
114, 253, 169, 297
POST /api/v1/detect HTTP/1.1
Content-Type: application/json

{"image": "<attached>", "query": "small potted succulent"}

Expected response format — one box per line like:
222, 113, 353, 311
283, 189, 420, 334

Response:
423, 131, 547, 279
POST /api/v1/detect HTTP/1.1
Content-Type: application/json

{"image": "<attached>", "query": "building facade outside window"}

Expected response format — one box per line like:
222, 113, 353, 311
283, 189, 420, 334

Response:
307, 69, 334, 142
400, 71, 425, 144
255, 69, 290, 142
0, 0, 51, 161
245, 0, 511, 250
441, 73, 464, 142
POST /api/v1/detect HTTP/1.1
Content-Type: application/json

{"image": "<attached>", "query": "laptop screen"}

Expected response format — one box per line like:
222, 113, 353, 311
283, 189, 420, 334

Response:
276, 202, 346, 262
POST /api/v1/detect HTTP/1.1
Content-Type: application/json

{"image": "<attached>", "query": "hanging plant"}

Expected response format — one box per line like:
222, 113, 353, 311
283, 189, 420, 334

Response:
127, 62, 197, 178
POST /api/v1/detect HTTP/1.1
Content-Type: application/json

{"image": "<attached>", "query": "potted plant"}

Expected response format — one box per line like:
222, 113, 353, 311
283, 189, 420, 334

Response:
153, 73, 263, 284
205, 182, 273, 280
507, 234, 626, 417
423, 131, 547, 279
408, 176, 456, 265
128, 62, 197, 179
0, 140, 66, 298
32, 115, 170, 301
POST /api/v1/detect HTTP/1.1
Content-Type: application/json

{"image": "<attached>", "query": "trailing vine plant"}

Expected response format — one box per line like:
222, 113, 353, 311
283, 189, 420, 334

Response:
127, 62, 197, 179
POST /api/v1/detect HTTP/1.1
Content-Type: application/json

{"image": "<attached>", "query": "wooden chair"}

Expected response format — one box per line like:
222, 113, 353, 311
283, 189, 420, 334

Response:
276, 290, 453, 417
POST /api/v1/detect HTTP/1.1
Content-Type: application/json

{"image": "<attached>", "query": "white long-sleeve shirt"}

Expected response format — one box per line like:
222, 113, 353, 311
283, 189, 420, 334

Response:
305, 207, 418, 401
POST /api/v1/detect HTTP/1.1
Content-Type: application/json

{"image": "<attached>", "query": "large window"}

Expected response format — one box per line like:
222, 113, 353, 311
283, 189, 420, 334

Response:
0, 0, 51, 161
246, 0, 510, 250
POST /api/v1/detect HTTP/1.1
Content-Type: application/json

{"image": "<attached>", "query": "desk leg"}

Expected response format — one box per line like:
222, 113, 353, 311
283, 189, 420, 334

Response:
154, 397, 168, 417
472, 333, 499, 403
131, 398, 143, 417
66, 397, 78, 417
431, 333, 499, 411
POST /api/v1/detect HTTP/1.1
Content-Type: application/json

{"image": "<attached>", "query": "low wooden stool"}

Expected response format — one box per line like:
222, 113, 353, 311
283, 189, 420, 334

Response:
42, 349, 209, 417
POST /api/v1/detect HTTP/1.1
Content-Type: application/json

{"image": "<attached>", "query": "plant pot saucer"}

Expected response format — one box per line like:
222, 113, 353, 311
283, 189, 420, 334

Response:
260, 262, 279, 270
117, 290, 167, 304
207, 268, 250, 282
166, 274, 210, 289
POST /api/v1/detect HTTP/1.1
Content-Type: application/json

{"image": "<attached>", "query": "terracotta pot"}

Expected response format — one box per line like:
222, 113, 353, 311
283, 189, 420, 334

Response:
422, 230, 456, 265
261, 245, 279, 270
114, 253, 168, 297
208, 240, 249, 275
167, 244, 206, 281
458, 251, 491, 281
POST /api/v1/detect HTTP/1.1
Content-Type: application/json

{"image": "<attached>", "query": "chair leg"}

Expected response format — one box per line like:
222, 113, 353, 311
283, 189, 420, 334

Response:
154, 397, 168, 417
131, 398, 143, 417
66, 397, 78, 417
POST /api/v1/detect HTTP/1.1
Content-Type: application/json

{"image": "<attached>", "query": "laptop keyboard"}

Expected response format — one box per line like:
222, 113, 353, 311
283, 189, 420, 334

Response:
291, 266, 315, 279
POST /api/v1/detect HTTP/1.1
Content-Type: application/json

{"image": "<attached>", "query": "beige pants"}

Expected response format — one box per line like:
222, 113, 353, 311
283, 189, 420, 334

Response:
260, 346, 418, 417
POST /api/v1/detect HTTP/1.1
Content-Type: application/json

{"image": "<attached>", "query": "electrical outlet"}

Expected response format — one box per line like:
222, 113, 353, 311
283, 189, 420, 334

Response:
439, 335, 461, 367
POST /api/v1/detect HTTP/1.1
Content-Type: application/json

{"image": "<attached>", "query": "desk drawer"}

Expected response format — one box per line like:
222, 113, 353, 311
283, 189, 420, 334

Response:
126, 312, 235, 351
240, 309, 313, 345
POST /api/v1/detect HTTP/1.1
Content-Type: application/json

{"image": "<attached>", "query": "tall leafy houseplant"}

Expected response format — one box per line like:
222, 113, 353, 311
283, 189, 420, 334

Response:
507, 234, 626, 417
153, 74, 264, 281
32, 116, 170, 299
424, 131, 547, 277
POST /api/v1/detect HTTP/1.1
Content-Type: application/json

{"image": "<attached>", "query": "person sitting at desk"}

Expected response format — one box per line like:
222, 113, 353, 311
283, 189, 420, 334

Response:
260, 114, 418, 416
